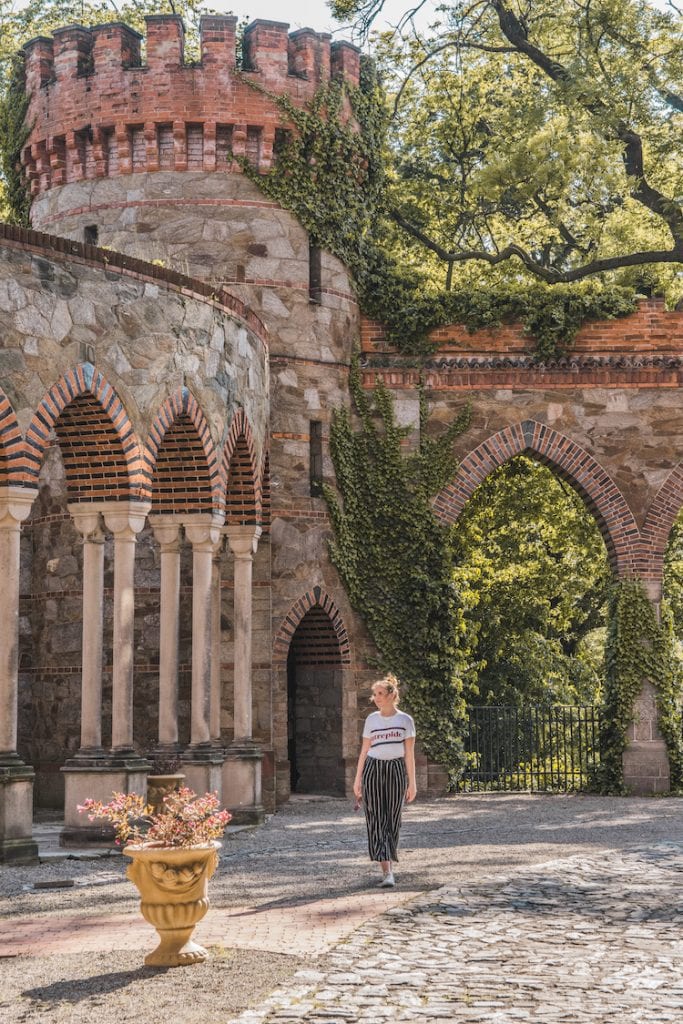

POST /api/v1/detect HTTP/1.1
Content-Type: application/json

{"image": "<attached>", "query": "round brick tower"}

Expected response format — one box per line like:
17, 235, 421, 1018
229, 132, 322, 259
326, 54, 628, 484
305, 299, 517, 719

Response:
22, 15, 371, 810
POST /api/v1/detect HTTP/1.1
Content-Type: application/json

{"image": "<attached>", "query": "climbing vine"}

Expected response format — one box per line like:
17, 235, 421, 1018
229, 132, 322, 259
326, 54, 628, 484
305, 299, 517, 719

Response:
595, 579, 683, 793
324, 358, 472, 775
0, 55, 31, 226
241, 66, 638, 358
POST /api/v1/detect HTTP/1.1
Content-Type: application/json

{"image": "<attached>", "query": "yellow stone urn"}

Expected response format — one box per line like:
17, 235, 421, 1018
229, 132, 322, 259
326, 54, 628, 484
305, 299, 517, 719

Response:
124, 841, 221, 967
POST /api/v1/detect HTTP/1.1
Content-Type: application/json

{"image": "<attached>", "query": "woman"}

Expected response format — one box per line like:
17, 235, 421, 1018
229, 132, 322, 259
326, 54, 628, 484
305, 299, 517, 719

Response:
353, 673, 417, 887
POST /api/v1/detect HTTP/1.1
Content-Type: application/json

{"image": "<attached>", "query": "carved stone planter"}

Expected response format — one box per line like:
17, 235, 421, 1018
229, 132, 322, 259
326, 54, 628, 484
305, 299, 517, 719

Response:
124, 841, 220, 967
146, 773, 186, 814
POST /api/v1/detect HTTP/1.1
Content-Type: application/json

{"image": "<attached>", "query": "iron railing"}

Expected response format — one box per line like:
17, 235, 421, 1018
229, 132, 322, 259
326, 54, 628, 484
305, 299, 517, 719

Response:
457, 704, 601, 793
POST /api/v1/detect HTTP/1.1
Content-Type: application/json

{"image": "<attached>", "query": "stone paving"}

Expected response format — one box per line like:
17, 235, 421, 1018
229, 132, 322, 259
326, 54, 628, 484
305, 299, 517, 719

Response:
5, 795, 683, 1024
230, 842, 683, 1024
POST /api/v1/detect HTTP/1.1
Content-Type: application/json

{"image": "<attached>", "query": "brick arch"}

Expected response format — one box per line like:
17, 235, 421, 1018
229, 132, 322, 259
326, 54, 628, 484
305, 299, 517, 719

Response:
640, 465, 683, 584
434, 420, 639, 577
0, 388, 26, 488
23, 363, 145, 500
221, 409, 260, 526
144, 388, 222, 514
274, 588, 351, 666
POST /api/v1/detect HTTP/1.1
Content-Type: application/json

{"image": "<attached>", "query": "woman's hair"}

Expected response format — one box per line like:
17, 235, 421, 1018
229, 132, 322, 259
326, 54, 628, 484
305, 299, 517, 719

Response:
371, 672, 400, 705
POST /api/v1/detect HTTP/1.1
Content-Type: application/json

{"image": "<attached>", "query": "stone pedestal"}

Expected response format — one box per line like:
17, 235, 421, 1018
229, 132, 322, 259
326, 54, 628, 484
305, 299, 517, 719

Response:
0, 759, 38, 864
181, 749, 224, 800
622, 680, 671, 795
222, 743, 264, 824
60, 757, 150, 845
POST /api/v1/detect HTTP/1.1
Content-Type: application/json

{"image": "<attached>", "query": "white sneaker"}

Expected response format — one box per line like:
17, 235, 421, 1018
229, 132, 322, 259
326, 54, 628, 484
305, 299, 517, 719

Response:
379, 870, 395, 888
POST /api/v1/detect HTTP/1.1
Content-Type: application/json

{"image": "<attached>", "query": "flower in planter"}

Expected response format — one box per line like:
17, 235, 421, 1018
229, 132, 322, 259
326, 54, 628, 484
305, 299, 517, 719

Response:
78, 788, 232, 848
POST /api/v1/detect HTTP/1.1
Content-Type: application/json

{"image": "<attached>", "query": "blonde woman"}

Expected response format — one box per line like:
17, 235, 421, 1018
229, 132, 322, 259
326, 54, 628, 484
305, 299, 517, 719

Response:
353, 673, 417, 887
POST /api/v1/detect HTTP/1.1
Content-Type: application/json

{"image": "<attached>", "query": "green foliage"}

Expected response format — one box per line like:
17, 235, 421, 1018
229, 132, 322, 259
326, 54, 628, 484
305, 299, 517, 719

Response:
324, 359, 472, 774
452, 456, 611, 706
242, 65, 637, 357
335, 0, 683, 303
596, 579, 683, 793
0, 54, 29, 225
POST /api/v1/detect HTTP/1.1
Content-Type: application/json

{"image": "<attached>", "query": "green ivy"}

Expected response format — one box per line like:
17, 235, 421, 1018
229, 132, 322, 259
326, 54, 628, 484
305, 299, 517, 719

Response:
240, 67, 638, 358
323, 357, 472, 776
1, 55, 31, 226
594, 579, 683, 793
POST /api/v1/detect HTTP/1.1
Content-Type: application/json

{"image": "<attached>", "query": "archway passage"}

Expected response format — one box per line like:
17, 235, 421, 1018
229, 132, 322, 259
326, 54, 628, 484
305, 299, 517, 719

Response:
287, 607, 345, 795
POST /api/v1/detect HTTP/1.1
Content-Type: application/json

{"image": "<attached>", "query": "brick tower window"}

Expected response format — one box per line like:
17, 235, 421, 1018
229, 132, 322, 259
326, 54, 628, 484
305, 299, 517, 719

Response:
310, 421, 323, 497
83, 225, 98, 246
309, 241, 322, 304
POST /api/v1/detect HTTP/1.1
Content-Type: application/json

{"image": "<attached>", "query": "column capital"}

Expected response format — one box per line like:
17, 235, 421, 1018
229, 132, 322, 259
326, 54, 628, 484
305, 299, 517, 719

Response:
0, 487, 38, 527
183, 513, 225, 552
225, 524, 262, 559
149, 515, 182, 551
68, 503, 105, 542
102, 500, 152, 538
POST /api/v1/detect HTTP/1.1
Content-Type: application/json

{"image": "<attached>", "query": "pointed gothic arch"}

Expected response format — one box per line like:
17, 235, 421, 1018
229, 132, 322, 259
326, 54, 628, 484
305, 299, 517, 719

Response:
0, 388, 25, 488
23, 363, 144, 500
144, 387, 222, 513
221, 408, 260, 526
434, 420, 639, 577
641, 464, 683, 587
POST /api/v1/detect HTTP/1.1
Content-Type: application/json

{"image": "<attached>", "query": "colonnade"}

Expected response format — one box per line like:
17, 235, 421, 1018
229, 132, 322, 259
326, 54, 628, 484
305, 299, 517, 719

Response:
0, 491, 263, 863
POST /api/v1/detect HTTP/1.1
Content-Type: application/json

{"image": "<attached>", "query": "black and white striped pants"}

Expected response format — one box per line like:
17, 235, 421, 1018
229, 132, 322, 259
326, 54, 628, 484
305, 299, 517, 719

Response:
362, 756, 407, 863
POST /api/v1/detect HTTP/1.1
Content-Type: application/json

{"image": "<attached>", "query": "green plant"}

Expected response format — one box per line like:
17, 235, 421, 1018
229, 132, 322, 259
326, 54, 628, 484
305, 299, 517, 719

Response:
324, 358, 472, 777
0, 55, 31, 225
594, 579, 683, 793
78, 788, 232, 847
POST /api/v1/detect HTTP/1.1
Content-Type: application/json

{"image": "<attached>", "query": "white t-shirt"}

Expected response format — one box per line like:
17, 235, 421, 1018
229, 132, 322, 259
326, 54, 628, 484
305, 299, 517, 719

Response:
363, 710, 416, 760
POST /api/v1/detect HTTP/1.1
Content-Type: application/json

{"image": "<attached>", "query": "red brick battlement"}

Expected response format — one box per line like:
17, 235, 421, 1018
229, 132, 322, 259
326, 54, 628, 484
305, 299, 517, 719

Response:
21, 15, 361, 196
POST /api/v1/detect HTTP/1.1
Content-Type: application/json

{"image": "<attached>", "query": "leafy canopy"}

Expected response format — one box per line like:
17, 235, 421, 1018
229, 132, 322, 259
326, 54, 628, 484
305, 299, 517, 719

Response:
333, 0, 683, 303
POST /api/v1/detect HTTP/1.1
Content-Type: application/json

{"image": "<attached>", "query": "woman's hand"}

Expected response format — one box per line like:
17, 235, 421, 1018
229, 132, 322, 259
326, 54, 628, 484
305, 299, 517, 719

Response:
406, 783, 417, 803
353, 779, 362, 800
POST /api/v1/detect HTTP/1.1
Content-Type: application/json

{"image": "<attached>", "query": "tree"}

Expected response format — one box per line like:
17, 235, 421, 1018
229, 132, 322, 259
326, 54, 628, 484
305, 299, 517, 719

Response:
451, 455, 611, 705
332, 0, 683, 300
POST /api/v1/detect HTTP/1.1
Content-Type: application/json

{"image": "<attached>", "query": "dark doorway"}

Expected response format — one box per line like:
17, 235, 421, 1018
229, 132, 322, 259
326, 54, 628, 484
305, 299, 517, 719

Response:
287, 606, 344, 795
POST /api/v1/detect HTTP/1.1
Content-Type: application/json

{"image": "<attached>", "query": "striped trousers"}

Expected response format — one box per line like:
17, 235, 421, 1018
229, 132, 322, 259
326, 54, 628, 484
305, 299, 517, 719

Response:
362, 756, 407, 863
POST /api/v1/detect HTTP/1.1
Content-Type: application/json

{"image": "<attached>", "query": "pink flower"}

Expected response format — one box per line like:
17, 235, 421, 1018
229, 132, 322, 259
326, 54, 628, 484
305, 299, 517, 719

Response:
78, 789, 232, 848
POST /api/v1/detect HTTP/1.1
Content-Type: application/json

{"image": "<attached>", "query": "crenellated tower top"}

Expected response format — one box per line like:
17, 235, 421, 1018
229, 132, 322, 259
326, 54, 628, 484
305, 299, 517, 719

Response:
21, 15, 361, 196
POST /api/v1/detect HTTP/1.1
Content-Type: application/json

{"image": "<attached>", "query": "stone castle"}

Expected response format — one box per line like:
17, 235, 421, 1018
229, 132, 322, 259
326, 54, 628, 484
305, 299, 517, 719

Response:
1, 13, 683, 862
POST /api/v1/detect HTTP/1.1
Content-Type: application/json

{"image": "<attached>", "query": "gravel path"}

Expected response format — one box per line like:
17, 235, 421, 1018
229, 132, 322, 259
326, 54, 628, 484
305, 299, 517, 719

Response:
2, 793, 683, 1023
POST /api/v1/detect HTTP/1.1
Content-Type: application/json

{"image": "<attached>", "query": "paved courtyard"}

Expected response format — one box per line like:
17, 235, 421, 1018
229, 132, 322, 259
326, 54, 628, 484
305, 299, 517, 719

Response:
2, 793, 683, 1023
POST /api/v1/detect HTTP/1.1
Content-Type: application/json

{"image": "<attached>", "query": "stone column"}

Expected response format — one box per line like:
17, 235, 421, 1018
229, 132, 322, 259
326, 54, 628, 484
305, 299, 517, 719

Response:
69, 505, 105, 755
622, 576, 670, 795
182, 515, 225, 796
210, 539, 224, 745
222, 525, 264, 824
0, 488, 38, 864
150, 518, 182, 751
103, 502, 151, 753
62, 501, 151, 844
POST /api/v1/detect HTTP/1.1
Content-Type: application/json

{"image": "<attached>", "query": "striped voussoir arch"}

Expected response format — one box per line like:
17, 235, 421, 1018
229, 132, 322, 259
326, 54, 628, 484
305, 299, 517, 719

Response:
22, 363, 145, 500
640, 464, 683, 584
433, 419, 640, 577
221, 408, 260, 526
274, 587, 351, 666
259, 448, 271, 532
144, 387, 222, 513
0, 388, 27, 488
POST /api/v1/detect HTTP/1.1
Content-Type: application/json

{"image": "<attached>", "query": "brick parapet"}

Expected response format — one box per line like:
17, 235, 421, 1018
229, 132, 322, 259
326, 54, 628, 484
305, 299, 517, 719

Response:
361, 300, 683, 360
22, 15, 361, 195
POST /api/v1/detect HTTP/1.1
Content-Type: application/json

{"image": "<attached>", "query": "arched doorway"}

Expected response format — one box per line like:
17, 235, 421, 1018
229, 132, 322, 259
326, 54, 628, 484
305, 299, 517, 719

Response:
287, 606, 345, 795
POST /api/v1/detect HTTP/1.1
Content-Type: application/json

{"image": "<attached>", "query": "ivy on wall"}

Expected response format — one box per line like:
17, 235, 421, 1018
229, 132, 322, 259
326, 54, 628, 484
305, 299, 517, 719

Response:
241, 66, 638, 358
1, 56, 31, 226
596, 579, 683, 793
323, 358, 472, 774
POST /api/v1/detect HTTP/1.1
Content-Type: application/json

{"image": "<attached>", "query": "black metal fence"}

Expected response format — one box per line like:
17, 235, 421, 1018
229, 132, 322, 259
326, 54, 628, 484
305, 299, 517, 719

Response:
456, 704, 601, 792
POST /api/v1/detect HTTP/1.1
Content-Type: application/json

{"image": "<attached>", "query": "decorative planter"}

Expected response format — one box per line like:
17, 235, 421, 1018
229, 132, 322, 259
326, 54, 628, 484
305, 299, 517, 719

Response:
124, 840, 220, 967
146, 773, 186, 814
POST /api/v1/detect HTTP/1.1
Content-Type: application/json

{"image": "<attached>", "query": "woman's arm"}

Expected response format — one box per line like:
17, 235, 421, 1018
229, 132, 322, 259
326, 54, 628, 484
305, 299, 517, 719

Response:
404, 736, 417, 802
353, 737, 372, 799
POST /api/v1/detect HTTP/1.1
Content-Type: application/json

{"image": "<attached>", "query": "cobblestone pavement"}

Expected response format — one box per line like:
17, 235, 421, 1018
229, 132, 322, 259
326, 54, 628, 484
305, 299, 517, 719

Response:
230, 842, 683, 1024
4, 794, 683, 1024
